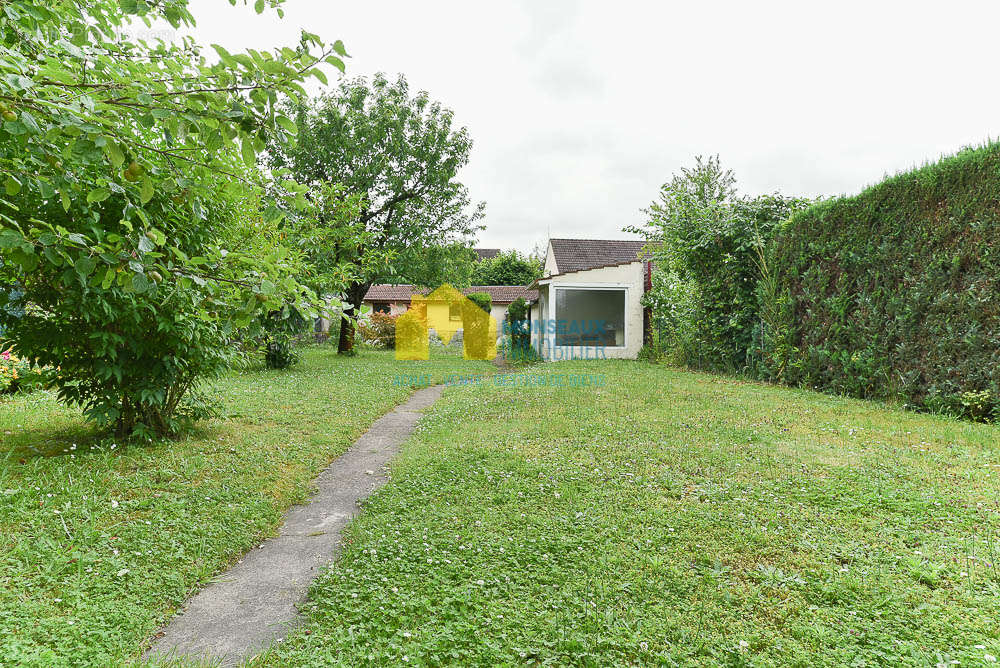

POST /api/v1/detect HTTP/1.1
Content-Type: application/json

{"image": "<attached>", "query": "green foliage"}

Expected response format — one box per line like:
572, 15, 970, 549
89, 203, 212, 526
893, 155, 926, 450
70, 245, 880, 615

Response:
640, 269, 700, 366
769, 143, 1000, 421
470, 249, 541, 286
630, 156, 812, 373
0, 346, 49, 394
262, 307, 309, 369
462, 293, 492, 360
267, 73, 485, 353
0, 0, 345, 436
465, 291, 492, 314
280, 183, 371, 297
394, 242, 478, 290
504, 297, 533, 362
358, 311, 399, 349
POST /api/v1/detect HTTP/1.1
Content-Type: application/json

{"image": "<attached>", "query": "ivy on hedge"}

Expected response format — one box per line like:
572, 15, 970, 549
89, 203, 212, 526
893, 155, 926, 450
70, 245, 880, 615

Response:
768, 143, 1000, 421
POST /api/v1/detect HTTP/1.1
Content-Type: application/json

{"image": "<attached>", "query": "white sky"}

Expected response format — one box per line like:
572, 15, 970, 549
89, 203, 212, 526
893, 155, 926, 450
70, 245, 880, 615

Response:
184, 0, 1000, 252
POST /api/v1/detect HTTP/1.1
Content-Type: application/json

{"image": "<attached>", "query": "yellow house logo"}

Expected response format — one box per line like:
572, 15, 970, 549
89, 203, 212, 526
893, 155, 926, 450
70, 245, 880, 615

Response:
396, 284, 497, 361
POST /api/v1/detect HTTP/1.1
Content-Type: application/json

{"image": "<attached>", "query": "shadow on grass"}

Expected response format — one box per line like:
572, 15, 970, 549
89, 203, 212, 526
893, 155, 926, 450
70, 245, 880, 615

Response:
3, 415, 233, 461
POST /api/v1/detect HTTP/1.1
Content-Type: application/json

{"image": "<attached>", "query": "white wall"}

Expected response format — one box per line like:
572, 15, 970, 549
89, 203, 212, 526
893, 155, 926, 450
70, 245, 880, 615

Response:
543, 240, 559, 276
490, 304, 509, 333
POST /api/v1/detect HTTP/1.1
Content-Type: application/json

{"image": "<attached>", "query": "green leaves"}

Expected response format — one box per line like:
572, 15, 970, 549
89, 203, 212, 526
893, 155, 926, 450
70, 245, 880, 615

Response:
0, 0, 349, 436
87, 188, 111, 204
105, 140, 125, 169
4, 176, 20, 196
325, 56, 346, 73
74, 256, 97, 278
140, 176, 154, 205
275, 115, 297, 135
770, 142, 1000, 421
241, 139, 257, 168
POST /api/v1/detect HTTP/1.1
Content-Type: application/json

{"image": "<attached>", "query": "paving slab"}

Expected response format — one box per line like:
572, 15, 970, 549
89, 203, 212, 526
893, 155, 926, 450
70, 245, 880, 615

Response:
144, 384, 444, 666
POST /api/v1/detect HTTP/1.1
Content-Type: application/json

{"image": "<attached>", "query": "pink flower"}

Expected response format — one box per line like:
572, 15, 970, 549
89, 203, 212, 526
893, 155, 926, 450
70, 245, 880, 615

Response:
0, 350, 10, 361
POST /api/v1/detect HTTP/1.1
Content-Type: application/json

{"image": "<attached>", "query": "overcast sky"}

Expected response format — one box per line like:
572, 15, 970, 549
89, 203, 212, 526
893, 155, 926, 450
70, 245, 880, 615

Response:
184, 0, 1000, 252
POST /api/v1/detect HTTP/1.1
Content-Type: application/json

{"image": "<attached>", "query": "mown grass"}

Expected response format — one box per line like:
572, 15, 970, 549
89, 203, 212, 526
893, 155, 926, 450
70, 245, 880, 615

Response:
0, 346, 493, 667
256, 361, 1000, 667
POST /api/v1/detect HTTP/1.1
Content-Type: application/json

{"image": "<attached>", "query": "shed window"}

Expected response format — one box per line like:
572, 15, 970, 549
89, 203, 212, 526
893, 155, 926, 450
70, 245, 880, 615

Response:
555, 288, 625, 347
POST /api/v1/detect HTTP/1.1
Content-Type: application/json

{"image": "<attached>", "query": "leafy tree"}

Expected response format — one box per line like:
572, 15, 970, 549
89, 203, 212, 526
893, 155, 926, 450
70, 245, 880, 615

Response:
628, 156, 812, 372
255, 183, 369, 368
394, 242, 479, 290
267, 73, 485, 354
470, 249, 541, 286
0, 0, 346, 436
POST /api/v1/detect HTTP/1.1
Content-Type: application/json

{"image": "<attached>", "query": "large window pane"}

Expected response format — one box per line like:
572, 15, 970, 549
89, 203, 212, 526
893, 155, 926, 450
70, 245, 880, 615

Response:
555, 288, 625, 347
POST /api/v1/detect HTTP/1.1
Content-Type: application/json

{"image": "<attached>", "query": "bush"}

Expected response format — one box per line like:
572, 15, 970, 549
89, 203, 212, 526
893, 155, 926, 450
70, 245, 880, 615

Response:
640, 269, 700, 367
768, 142, 1000, 421
0, 0, 337, 437
358, 311, 398, 349
470, 250, 541, 286
0, 346, 51, 394
466, 292, 492, 314
630, 156, 812, 373
260, 307, 309, 370
463, 292, 494, 360
504, 297, 536, 363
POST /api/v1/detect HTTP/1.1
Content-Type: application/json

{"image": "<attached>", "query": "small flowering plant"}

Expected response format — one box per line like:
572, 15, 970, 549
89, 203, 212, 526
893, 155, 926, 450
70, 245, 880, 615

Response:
0, 346, 49, 394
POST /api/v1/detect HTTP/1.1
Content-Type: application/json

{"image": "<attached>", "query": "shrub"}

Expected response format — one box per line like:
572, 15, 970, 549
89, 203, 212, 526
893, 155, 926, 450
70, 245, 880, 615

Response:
0, 347, 51, 394
261, 307, 309, 369
504, 297, 533, 362
0, 0, 340, 437
358, 311, 399, 349
470, 250, 541, 286
630, 156, 812, 372
463, 293, 494, 360
501, 296, 542, 364
640, 269, 700, 367
769, 142, 1000, 421
466, 292, 492, 314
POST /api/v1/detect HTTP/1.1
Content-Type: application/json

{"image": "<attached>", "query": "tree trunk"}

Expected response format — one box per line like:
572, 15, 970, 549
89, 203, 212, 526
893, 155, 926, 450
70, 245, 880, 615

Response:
337, 315, 355, 354
337, 281, 370, 355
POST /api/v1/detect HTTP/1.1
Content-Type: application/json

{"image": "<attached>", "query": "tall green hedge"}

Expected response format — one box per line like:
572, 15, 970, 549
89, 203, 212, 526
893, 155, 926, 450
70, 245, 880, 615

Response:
768, 143, 1000, 420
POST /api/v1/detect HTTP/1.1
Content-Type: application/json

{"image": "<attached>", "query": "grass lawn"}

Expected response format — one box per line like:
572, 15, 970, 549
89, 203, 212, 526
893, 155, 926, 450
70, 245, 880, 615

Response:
0, 346, 493, 667
255, 360, 1000, 667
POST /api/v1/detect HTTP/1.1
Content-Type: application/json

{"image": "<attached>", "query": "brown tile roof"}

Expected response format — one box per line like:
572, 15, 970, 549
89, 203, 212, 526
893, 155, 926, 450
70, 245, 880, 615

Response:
363, 284, 537, 304
363, 284, 424, 302
549, 238, 648, 274
474, 248, 501, 261
467, 285, 538, 303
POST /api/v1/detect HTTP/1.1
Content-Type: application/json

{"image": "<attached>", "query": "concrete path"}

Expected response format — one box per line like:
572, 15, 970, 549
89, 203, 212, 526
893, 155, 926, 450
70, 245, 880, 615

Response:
144, 384, 444, 666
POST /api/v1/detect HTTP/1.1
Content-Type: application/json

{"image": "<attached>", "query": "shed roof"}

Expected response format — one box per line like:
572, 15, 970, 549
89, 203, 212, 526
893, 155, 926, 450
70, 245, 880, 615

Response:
549, 238, 648, 274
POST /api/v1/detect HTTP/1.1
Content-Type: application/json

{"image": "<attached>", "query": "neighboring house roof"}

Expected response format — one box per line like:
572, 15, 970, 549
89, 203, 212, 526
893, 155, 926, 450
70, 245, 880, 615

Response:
468, 285, 539, 303
549, 238, 647, 274
363, 284, 423, 302
474, 248, 501, 261
363, 284, 537, 304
